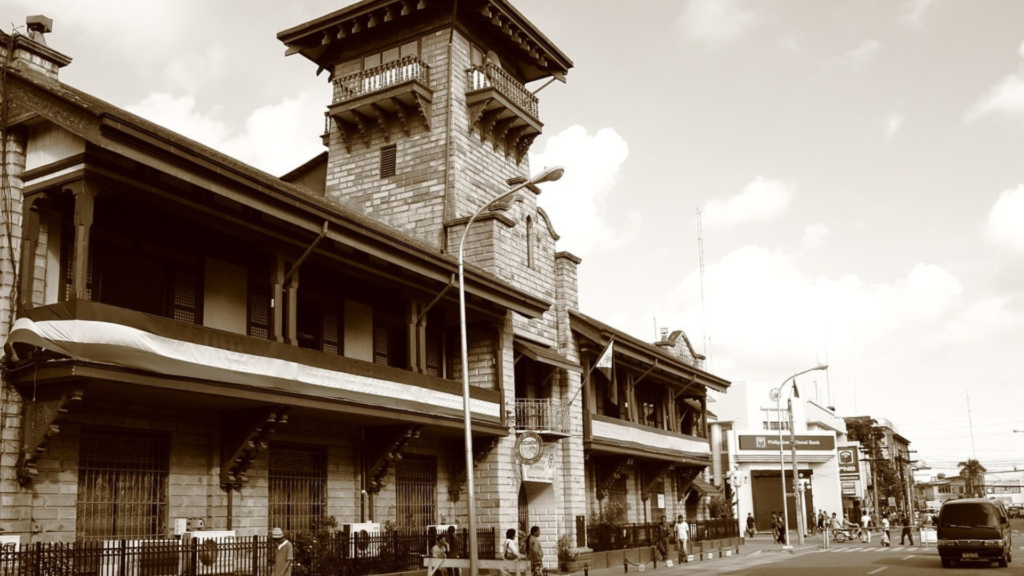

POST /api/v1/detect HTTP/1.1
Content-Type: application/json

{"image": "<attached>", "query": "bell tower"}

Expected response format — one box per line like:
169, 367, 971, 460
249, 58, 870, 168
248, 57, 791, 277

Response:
278, 0, 572, 268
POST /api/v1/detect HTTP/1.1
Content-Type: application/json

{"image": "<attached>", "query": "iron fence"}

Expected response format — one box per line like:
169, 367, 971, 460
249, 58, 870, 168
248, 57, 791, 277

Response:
0, 529, 497, 576
586, 519, 740, 553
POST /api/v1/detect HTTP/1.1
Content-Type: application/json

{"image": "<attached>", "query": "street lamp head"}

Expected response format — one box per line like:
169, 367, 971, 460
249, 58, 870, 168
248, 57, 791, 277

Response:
530, 166, 565, 185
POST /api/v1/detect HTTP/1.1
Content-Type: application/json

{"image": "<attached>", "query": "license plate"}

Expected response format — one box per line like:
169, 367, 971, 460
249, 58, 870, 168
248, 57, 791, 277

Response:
962, 553, 978, 558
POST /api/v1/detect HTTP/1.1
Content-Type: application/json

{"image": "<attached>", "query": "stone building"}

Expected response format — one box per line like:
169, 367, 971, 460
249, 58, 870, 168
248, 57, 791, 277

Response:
0, 0, 728, 566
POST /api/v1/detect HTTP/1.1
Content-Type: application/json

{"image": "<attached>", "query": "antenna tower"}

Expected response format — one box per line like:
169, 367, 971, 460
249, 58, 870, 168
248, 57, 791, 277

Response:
697, 207, 711, 368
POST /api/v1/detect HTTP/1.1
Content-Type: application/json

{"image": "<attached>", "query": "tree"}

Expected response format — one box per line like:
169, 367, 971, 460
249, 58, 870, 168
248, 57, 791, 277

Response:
957, 458, 987, 498
844, 417, 905, 510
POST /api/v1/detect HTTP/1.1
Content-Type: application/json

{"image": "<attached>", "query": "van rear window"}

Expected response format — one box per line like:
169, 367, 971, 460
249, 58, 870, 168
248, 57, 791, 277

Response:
940, 505, 999, 526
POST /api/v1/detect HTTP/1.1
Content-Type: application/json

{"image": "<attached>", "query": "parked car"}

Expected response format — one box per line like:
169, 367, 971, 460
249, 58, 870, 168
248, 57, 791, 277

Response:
937, 498, 1012, 568
1007, 505, 1022, 519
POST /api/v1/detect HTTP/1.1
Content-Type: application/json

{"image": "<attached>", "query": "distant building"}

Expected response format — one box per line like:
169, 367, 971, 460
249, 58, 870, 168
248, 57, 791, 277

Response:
710, 381, 846, 532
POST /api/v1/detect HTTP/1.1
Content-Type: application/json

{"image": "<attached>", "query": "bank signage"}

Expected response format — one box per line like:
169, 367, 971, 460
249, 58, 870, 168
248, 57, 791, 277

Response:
737, 434, 836, 451
838, 446, 860, 476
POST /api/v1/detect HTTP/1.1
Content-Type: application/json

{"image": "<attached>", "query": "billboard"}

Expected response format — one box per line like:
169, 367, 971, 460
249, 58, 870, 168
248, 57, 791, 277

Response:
737, 434, 836, 451
838, 445, 860, 476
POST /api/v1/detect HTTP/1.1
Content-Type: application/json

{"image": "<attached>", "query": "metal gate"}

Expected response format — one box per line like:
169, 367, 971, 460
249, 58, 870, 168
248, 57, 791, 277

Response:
395, 456, 437, 530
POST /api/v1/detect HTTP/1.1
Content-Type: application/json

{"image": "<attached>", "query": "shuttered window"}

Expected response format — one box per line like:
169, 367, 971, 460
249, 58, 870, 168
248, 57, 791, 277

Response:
373, 314, 408, 369
380, 145, 397, 178
170, 269, 201, 324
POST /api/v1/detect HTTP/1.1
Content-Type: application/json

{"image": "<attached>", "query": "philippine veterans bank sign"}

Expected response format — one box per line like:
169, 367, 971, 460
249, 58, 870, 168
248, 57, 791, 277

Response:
738, 434, 836, 451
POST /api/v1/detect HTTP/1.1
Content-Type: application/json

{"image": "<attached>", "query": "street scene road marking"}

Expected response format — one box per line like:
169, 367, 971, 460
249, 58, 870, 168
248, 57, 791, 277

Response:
900, 555, 915, 561
867, 568, 888, 574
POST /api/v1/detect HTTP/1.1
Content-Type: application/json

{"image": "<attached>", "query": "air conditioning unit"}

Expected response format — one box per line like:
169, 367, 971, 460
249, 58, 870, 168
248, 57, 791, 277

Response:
343, 523, 381, 558
183, 530, 248, 575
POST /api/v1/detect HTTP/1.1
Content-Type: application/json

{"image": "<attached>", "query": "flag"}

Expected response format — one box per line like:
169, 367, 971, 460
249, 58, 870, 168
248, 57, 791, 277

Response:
596, 340, 613, 377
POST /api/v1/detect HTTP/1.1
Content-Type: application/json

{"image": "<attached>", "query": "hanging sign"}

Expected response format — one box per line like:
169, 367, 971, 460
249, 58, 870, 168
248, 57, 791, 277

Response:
522, 444, 556, 483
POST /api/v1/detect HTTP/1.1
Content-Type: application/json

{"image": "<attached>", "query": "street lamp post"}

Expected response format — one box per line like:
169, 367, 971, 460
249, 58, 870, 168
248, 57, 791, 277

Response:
772, 364, 828, 549
457, 166, 564, 576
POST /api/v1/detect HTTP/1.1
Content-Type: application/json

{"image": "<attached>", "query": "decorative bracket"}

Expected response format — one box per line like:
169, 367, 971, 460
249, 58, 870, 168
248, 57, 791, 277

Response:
220, 406, 289, 490
640, 462, 676, 502
366, 424, 422, 493
596, 456, 633, 501
17, 388, 83, 486
448, 437, 499, 501
675, 466, 703, 501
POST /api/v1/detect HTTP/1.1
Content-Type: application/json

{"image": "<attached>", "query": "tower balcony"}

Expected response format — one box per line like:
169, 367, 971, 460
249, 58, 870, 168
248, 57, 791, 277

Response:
328, 56, 433, 151
465, 63, 542, 164
514, 398, 571, 439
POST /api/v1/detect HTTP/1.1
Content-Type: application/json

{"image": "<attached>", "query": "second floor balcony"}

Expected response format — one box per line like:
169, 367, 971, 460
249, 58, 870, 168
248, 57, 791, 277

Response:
514, 398, 570, 438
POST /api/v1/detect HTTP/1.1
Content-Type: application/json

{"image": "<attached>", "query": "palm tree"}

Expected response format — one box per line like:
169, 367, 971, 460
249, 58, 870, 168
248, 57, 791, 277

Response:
957, 458, 987, 497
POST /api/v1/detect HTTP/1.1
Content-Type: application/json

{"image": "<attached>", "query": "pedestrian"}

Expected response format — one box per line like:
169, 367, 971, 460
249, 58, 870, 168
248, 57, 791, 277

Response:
899, 512, 914, 546
880, 513, 891, 547
860, 511, 872, 543
270, 527, 293, 576
503, 529, 524, 560
745, 512, 756, 538
526, 525, 544, 576
675, 515, 689, 563
829, 512, 842, 531
656, 515, 671, 561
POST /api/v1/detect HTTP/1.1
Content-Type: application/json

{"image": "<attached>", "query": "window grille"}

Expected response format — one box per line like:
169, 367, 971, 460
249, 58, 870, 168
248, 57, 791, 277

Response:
248, 281, 271, 340
170, 269, 201, 324
395, 456, 437, 530
380, 145, 397, 178
518, 485, 529, 538
76, 429, 169, 541
269, 444, 327, 534
61, 230, 94, 301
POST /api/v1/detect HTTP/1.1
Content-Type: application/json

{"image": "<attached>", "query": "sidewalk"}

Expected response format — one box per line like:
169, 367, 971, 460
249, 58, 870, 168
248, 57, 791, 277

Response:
573, 533, 819, 576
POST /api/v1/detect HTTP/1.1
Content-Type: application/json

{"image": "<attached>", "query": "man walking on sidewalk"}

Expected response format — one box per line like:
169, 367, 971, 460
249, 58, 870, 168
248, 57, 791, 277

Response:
675, 515, 689, 563
900, 512, 915, 545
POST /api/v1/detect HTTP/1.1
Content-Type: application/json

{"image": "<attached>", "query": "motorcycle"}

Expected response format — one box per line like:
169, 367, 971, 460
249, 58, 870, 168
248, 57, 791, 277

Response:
831, 527, 868, 543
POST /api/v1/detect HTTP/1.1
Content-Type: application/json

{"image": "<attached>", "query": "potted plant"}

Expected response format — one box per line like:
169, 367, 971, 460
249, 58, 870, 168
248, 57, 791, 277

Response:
557, 534, 580, 573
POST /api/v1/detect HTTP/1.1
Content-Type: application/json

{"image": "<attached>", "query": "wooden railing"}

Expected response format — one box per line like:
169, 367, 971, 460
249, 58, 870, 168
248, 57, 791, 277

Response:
466, 63, 539, 118
332, 56, 430, 104
515, 398, 570, 435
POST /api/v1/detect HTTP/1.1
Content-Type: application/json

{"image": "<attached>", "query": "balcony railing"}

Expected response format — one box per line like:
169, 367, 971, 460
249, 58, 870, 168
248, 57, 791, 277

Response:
332, 56, 430, 104
515, 398, 570, 435
466, 63, 539, 119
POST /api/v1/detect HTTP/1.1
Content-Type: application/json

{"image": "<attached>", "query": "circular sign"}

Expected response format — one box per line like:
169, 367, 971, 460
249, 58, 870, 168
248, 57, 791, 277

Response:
514, 432, 544, 465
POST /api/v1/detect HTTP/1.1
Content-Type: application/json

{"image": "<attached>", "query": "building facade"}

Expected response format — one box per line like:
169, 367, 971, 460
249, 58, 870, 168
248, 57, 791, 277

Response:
0, 0, 728, 566
709, 381, 846, 532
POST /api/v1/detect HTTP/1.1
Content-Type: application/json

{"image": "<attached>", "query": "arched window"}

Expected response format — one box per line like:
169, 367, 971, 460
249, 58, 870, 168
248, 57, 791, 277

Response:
526, 216, 534, 269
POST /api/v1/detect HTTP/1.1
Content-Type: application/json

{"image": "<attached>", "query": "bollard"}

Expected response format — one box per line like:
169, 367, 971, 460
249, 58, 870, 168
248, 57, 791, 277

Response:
584, 566, 589, 576
624, 559, 628, 573
653, 557, 657, 569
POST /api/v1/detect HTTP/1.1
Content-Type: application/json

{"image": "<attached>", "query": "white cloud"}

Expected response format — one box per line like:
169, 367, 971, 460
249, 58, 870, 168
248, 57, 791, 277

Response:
965, 74, 1024, 122
650, 247, 962, 380
985, 184, 1024, 251
702, 176, 794, 231
677, 0, 757, 46
126, 90, 326, 176
846, 40, 884, 68
778, 36, 801, 53
531, 125, 634, 256
901, 0, 939, 27
884, 112, 905, 139
163, 45, 229, 92
802, 223, 829, 249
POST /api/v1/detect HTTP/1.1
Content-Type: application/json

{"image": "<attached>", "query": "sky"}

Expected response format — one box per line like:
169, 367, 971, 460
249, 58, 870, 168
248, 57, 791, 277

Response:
3, 0, 1023, 478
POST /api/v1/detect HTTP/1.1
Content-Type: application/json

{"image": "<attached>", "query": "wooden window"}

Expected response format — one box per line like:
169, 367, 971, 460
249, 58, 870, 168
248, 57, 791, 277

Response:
298, 303, 342, 355
76, 429, 169, 541
170, 268, 202, 324
380, 144, 397, 178
395, 456, 437, 530
373, 313, 408, 369
248, 280, 272, 340
269, 444, 327, 534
